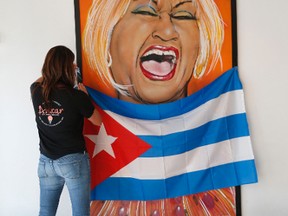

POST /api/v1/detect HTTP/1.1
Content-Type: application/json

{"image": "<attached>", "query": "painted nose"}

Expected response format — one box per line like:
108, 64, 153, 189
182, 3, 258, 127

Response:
152, 13, 179, 41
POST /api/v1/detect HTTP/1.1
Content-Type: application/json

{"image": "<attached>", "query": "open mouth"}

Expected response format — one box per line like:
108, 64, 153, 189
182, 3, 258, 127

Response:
140, 46, 179, 81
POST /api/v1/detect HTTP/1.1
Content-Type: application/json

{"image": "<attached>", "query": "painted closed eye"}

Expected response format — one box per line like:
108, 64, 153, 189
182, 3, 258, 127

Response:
131, 5, 158, 17
171, 10, 196, 20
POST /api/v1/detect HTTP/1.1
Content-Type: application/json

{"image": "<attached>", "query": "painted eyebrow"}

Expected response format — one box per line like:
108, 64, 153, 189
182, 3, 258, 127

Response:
133, 0, 157, 3
132, 0, 192, 8
174, 0, 193, 8
150, 0, 192, 7
148, 0, 157, 5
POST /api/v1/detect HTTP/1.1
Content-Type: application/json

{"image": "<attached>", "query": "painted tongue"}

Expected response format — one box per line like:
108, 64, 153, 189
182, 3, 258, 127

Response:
142, 60, 172, 76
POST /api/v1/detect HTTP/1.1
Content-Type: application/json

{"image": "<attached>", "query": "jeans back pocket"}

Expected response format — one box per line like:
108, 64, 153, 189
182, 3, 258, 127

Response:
38, 160, 48, 178
57, 154, 82, 179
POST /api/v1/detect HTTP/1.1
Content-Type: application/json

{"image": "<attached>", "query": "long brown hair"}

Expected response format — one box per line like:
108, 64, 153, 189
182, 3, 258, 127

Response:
41, 45, 75, 105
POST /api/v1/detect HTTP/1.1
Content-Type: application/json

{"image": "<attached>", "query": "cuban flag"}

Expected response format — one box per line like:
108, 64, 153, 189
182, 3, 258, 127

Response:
84, 67, 258, 201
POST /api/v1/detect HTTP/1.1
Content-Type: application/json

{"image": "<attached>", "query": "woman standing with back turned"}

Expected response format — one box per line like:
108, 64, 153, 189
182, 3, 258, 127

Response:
30, 45, 101, 216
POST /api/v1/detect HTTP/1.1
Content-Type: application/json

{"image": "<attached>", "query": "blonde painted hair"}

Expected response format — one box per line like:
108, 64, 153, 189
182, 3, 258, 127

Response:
83, 0, 224, 94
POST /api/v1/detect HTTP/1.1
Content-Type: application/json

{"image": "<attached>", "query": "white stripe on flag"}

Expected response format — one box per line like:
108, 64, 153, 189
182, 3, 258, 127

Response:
111, 136, 254, 179
105, 90, 245, 136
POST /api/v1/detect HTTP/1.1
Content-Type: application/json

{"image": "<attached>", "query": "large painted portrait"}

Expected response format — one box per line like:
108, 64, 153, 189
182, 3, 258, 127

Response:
74, 0, 257, 215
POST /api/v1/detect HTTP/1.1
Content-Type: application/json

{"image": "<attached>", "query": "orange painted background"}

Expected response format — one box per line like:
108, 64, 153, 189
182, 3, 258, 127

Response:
78, 0, 233, 96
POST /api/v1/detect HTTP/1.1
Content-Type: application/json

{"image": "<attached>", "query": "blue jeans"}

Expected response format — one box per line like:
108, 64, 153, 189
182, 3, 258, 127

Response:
38, 153, 90, 216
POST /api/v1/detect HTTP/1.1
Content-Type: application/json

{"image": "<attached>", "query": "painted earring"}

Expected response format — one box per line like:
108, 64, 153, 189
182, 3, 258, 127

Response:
107, 52, 112, 67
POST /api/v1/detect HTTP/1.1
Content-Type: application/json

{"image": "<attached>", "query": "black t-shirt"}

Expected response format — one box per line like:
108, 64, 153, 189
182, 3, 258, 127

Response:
30, 82, 94, 159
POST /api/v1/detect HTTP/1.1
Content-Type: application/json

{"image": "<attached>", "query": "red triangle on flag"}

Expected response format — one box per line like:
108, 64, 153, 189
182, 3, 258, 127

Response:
83, 105, 152, 189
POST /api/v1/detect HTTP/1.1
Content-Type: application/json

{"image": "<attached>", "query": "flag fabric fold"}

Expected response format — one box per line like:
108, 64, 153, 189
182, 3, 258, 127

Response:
84, 67, 258, 201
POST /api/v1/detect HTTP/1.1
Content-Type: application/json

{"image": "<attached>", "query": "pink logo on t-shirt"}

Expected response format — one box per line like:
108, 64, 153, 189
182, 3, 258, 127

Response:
38, 101, 64, 126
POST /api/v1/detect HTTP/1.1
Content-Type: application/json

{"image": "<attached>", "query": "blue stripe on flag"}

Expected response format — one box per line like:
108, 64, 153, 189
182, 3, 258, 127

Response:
87, 67, 242, 120
140, 113, 249, 157
91, 160, 257, 200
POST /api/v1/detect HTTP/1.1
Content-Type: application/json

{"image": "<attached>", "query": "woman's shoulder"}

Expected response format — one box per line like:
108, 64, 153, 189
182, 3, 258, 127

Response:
30, 81, 41, 92
35, 77, 43, 83
30, 77, 42, 88
71, 87, 89, 99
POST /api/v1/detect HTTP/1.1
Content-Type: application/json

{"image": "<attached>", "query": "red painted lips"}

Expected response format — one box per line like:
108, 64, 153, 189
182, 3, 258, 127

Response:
140, 45, 179, 81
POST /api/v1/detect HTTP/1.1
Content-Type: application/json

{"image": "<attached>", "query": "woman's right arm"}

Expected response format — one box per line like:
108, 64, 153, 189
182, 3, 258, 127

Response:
78, 83, 102, 126
88, 109, 102, 126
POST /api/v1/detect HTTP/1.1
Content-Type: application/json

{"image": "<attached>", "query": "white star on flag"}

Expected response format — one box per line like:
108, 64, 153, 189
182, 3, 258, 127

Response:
85, 123, 117, 158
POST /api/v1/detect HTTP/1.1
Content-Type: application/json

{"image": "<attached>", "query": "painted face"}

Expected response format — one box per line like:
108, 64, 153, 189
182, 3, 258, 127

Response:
110, 0, 200, 104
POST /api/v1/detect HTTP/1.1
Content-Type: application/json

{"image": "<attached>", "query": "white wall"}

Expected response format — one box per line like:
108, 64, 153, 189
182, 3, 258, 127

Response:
0, 0, 287, 215
0, 0, 75, 215
237, 1, 288, 215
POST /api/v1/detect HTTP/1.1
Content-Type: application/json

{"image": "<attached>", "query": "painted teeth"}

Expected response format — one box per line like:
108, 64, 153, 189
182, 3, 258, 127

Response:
143, 49, 176, 58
